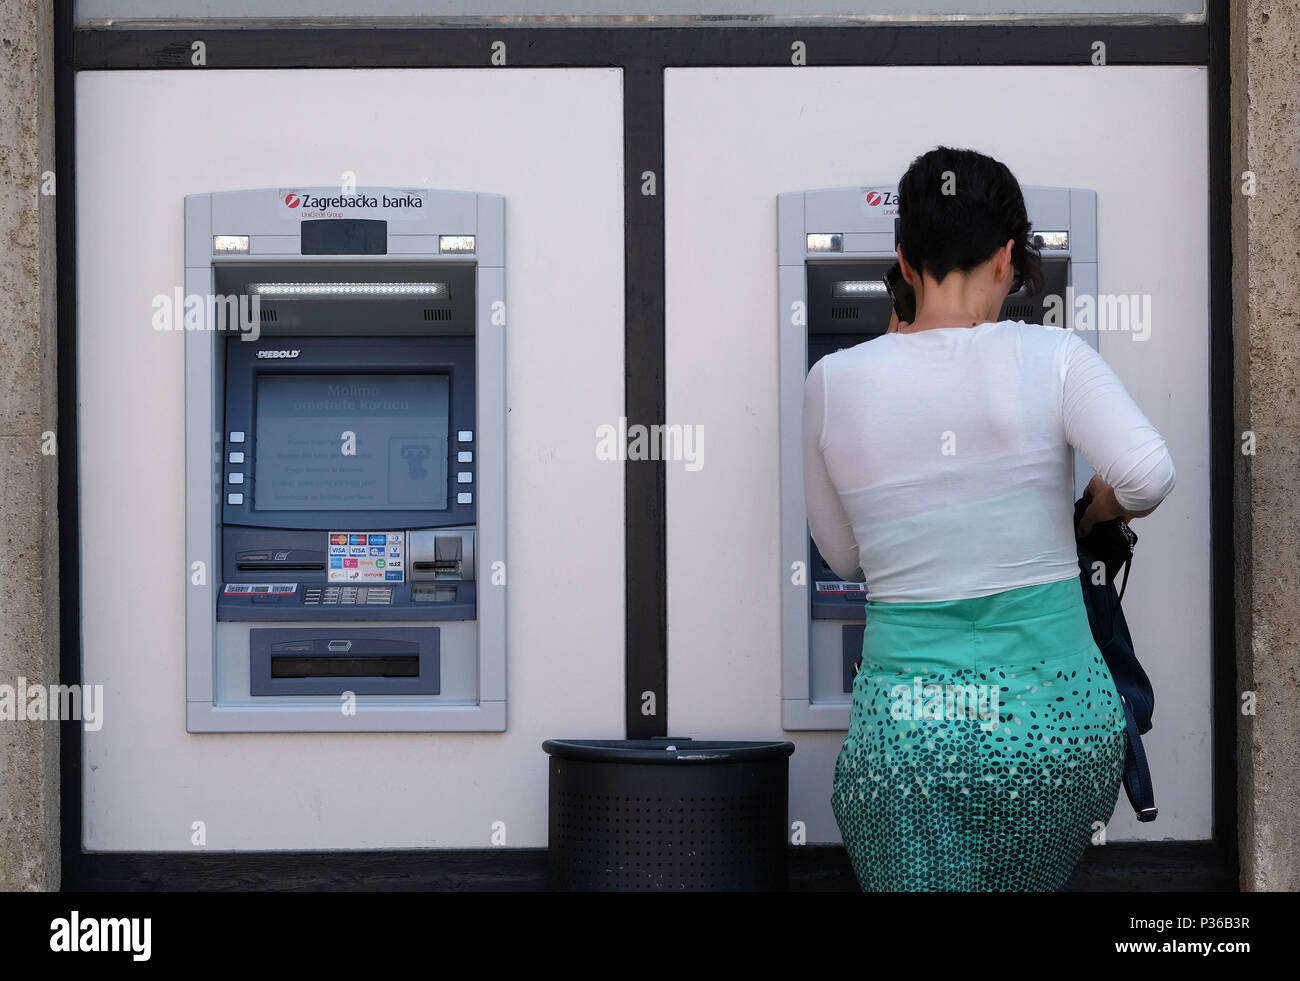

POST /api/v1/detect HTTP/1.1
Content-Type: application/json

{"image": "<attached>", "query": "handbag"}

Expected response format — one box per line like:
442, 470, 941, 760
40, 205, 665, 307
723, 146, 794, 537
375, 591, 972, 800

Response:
1073, 491, 1159, 823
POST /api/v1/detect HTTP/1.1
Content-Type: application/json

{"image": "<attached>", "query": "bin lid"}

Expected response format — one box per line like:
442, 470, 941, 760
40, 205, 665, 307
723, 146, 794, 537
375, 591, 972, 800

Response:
542, 737, 795, 764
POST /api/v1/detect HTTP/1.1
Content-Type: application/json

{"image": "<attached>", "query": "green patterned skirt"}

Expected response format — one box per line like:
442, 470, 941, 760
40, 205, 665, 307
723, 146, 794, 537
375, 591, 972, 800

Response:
830, 575, 1127, 892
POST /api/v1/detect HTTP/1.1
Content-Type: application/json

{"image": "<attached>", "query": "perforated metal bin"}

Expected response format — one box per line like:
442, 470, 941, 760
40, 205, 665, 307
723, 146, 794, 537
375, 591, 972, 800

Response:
542, 737, 796, 891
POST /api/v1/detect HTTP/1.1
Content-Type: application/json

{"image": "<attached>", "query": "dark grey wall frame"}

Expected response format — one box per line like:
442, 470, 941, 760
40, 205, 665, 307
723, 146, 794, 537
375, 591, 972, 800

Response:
56, 2, 1235, 890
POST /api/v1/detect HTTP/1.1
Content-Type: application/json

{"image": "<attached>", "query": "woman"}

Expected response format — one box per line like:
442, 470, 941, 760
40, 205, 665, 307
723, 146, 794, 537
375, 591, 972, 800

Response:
804, 146, 1175, 891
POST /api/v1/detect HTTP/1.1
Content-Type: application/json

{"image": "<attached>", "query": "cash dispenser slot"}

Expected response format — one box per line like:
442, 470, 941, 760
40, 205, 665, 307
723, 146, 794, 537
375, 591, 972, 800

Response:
251, 627, 439, 696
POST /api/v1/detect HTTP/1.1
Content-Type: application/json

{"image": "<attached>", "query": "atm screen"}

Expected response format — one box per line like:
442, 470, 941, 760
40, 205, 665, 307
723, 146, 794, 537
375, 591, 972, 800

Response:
254, 373, 449, 511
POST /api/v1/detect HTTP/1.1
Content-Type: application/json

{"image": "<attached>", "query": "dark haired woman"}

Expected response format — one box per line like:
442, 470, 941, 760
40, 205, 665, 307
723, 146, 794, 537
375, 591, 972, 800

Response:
804, 146, 1175, 891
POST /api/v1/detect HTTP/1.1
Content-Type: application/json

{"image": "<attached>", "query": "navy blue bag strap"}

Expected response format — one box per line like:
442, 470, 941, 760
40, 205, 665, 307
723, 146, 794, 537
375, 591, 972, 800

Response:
1106, 553, 1157, 821
1119, 692, 1159, 822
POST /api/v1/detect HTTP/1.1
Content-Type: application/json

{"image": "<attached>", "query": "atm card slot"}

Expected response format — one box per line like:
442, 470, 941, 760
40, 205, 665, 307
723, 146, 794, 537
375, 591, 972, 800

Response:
237, 561, 325, 572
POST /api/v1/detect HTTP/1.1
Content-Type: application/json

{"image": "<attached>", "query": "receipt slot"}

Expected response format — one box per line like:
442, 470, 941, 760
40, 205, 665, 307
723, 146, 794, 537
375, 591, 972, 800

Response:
777, 184, 1098, 729
185, 187, 505, 731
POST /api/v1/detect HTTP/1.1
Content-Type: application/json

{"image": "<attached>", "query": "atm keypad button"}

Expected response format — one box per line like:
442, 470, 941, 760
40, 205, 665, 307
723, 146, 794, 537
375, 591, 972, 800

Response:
458, 430, 473, 442
457, 451, 473, 463
457, 492, 472, 505
227, 493, 244, 505
229, 473, 244, 485
229, 431, 245, 443
229, 451, 245, 464
457, 472, 472, 484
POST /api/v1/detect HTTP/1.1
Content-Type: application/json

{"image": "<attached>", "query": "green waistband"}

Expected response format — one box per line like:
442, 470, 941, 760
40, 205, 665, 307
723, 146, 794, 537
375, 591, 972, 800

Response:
864, 576, 1085, 628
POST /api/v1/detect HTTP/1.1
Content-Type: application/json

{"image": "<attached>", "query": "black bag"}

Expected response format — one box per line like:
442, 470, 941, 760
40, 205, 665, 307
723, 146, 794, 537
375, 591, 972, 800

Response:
1074, 492, 1158, 823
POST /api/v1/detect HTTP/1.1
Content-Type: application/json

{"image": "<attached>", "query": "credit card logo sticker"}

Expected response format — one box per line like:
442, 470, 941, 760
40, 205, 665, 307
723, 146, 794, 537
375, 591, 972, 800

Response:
328, 530, 405, 583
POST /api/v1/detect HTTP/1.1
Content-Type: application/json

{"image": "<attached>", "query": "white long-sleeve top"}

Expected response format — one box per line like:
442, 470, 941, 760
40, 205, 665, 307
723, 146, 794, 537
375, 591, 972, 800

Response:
802, 321, 1176, 602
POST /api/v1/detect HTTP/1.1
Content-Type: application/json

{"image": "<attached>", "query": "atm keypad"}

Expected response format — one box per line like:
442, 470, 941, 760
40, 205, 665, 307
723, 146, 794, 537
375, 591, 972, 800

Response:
302, 586, 393, 606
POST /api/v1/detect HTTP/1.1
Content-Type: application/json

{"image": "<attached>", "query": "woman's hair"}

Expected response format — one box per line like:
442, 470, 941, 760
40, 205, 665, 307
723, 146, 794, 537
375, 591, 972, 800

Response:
896, 146, 1044, 296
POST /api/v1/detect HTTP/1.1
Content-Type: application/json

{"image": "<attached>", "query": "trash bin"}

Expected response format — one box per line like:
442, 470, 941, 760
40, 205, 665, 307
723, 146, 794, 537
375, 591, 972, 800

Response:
542, 736, 795, 891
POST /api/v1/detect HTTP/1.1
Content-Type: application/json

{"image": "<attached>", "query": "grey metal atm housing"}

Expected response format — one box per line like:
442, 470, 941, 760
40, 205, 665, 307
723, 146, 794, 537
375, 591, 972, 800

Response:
185, 187, 506, 732
778, 184, 1098, 730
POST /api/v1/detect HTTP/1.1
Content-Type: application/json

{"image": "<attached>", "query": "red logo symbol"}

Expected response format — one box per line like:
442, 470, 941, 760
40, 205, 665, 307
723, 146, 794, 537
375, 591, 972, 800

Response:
284, 193, 301, 208
865, 191, 882, 206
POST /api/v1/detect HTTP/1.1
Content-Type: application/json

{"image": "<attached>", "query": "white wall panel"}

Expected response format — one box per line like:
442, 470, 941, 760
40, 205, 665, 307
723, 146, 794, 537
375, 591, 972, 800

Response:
76, 68, 625, 849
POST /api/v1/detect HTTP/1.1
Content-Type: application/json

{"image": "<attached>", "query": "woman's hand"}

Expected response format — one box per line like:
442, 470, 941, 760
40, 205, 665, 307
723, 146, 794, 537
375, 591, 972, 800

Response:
1076, 474, 1157, 537
1076, 475, 1127, 537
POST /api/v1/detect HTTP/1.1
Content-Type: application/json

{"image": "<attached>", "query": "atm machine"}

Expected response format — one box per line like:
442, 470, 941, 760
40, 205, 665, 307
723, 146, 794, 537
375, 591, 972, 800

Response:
184, 187, 505, 732
777, 184, 1098, 730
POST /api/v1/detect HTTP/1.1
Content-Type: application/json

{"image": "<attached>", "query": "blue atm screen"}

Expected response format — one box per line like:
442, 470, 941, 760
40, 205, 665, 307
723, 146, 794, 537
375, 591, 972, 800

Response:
255, 374, 449, 511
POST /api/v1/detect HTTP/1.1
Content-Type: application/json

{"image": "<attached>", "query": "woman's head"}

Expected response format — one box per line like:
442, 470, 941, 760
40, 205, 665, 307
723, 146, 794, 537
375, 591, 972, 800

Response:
896, 146, 1043, 297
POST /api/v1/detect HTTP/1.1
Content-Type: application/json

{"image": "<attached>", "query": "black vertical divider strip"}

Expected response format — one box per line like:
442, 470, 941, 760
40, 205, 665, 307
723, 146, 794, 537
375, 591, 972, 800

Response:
1205, 0, 1239, 878
54, 0, 83, 884
623, 63, 668, 739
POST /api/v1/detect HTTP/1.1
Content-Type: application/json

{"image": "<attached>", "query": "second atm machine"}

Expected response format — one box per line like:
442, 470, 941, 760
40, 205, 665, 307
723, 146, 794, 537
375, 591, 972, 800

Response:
185, 187, 505, 732
777, 184, 1098, 730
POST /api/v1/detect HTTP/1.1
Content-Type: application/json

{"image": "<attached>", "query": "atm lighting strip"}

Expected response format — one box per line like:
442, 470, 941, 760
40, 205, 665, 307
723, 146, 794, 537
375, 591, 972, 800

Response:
248, 282, 450, 298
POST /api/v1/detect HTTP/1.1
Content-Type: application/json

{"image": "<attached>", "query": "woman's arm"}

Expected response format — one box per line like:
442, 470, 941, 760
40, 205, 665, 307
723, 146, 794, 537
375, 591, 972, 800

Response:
802, 357, 864, 581
1060, 331, 1176, 535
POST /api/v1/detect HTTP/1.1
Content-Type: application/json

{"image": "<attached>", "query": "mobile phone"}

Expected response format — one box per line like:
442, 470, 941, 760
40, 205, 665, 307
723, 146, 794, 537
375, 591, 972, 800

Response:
883, 262, 916, 324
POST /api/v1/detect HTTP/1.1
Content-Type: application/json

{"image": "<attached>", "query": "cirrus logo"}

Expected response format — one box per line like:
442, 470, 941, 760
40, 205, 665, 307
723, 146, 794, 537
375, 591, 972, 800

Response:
284, 193, 301, 208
